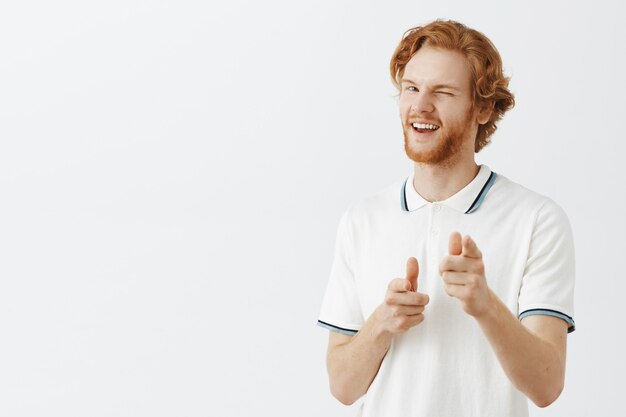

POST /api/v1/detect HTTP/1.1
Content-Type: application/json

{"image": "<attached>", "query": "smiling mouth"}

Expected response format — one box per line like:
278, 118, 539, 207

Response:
411, 122, 440, 134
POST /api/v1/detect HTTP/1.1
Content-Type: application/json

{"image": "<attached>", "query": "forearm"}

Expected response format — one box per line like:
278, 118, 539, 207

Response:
476, 290, 565, 407
327, 310, 393, 405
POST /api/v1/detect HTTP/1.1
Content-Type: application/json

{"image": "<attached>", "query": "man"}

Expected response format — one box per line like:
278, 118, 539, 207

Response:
316, 19, 575, 417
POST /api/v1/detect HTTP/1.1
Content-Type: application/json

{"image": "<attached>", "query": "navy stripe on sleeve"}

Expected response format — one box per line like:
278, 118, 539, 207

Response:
317, 320, 359, 336
519, 308, 576, 333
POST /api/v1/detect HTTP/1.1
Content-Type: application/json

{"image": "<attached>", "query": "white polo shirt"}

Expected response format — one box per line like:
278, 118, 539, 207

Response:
317, 165, 575, 417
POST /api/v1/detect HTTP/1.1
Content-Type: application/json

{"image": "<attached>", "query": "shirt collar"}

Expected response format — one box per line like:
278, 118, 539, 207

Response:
400, 165, 497, 214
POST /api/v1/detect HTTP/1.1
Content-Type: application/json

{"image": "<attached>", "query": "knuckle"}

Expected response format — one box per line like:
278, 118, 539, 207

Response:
384, 294, 394, 305
439, 258, 449, 271
393, 278, 406, 290
397, 317, 408, 330
412, 294, 421, 305
469, 275, 480, 288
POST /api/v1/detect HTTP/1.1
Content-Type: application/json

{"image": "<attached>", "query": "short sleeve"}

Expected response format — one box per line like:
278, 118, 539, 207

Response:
518, 199, 576, 333
317, 207, 364, 336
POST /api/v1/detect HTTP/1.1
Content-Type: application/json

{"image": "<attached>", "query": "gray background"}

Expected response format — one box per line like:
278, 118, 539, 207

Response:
0, 0, 623, 415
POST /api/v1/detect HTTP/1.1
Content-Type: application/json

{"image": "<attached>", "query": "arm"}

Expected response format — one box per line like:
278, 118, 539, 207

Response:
325, 257, 429, 405
326, 314, 393, 405
440, 232, 569, 408
476, 290, 567, 407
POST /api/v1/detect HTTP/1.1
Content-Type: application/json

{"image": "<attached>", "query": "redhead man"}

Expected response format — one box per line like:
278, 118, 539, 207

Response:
317, 19, 575, 417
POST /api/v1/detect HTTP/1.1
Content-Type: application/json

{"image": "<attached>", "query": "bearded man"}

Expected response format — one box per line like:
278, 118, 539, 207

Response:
317, 19, 575, 417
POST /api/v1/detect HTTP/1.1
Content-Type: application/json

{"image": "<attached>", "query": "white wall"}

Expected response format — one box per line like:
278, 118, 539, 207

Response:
0, 0, 623, 415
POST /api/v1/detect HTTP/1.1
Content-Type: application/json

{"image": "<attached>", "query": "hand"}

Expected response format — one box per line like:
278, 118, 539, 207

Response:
439, 232, 493, 317
374, 257, 430, 335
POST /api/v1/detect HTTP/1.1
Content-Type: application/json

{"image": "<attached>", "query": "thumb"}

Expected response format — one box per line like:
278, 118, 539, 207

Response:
448, 231, 462, 255
406, 257, 419, 292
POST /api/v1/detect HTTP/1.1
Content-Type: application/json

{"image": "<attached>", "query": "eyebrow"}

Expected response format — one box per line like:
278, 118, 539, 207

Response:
400, 78, 462, 92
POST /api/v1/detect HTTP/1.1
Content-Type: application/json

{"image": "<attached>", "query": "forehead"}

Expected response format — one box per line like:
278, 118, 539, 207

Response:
402, 45, 472, 90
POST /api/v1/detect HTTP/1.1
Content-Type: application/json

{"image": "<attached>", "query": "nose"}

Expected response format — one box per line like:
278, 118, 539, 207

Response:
410, 92, 435, 114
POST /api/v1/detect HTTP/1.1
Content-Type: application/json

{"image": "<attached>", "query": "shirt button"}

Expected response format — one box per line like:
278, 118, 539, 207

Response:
430, 229, 439, 237
433, 204, 441, 212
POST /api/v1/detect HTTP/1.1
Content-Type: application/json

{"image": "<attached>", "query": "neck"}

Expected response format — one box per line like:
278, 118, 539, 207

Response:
412, 154, 480, 202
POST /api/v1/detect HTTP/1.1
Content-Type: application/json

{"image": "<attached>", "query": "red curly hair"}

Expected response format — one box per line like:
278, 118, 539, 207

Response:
390, 19, 515, 152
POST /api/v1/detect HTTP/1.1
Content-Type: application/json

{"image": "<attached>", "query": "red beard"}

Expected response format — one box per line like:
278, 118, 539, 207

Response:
403, 109, 475, 165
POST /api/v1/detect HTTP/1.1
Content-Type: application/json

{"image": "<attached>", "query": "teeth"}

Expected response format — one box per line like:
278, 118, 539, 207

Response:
412, 123, 439, 130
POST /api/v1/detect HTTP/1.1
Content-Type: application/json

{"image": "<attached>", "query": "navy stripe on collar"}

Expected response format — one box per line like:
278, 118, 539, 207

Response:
400, 177, 410, 211
400, 171, 498, 214
465, 171, 497, 214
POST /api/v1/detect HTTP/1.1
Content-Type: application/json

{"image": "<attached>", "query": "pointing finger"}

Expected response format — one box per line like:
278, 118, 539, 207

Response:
462, 235, 482, 259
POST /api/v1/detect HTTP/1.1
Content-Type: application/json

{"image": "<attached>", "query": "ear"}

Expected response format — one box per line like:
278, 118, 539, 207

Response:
475, 100, 495, 125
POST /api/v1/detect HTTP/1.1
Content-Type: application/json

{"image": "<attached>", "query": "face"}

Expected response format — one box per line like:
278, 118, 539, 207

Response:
399, 45, 484, 165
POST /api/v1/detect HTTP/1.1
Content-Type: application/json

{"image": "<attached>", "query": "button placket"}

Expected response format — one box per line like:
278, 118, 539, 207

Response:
427, 203, 441, 265
430, 204, 441, 237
